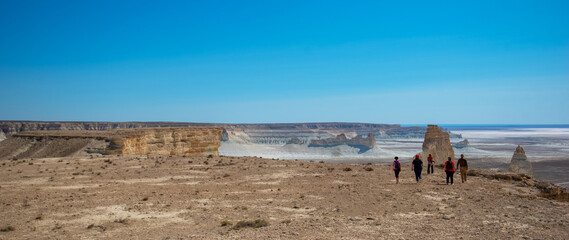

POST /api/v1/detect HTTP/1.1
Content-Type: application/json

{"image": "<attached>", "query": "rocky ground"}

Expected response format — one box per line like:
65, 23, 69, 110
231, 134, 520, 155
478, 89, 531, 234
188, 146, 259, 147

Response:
1, 155, 568, 239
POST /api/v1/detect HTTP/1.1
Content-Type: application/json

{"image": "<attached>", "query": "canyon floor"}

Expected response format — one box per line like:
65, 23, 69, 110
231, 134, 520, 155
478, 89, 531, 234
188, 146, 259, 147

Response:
1, 155, 568, 239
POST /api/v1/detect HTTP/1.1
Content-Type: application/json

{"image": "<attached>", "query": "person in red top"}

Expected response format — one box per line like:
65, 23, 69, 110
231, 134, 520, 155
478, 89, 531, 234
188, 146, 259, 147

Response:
444, 157, 455, 185
427, 154, 435, 174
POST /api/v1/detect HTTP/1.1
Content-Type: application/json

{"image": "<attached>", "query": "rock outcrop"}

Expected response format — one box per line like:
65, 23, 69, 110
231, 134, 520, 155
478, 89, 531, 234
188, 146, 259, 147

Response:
468, 169, 567, 201
453, 139, 470, 148
0, 131, 6, 142
309, 133, 376, 153
509, 145, 534, 177
0, 127, 222, 159
419, 125, 455, 163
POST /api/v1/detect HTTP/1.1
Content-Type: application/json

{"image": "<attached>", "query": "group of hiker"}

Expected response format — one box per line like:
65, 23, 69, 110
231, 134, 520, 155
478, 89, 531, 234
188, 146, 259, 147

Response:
392, 154, 468, 185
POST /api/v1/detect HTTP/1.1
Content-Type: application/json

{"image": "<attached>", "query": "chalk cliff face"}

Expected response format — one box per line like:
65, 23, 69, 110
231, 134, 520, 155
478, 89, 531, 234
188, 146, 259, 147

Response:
509, 145, 534, 177
109, 128, 222, 156
309, 133, 376, 153
419, 125, 455, 163
0, 127, 222, 159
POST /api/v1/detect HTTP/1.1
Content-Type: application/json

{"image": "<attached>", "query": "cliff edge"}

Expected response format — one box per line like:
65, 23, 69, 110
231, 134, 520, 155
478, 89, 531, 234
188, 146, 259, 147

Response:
0, 127, 222, 159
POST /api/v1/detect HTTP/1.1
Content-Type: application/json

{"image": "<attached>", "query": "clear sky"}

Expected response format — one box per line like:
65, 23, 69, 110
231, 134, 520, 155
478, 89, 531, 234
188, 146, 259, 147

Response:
1, 0, 568, 124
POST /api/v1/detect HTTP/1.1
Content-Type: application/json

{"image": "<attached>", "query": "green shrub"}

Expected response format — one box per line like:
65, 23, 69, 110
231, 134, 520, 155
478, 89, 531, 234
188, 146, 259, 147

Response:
0, 226, 15, 232
231, 219, 269, 230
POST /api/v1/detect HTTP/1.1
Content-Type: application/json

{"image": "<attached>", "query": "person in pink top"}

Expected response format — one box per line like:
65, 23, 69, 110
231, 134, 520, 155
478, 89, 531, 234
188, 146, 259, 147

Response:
393, 156, 401, 184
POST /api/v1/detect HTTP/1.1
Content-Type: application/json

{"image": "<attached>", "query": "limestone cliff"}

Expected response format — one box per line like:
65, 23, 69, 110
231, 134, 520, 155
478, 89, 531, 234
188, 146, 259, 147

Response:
107, 128, 222, 156
509, 145, 534, 177
419, 125, 455, 163
309, 133, 376, 153
0, 127, 222, 159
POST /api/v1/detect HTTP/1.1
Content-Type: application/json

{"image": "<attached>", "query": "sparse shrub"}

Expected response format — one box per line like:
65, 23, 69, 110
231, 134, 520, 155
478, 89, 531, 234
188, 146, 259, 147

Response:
0, 226, 15, 232
231, 219, 269, 230
221, 220, 231, 226
142, 196, 149, 201
364, 167, 373, 171
234, 206, 247, 210
114, 218, 128, 224
207, 154, 213, 158
87, 224, 106, 231
319, 161, 325, 163
223, 173, 230, 178
281, 219, 292, 224
343, 167, 352, 171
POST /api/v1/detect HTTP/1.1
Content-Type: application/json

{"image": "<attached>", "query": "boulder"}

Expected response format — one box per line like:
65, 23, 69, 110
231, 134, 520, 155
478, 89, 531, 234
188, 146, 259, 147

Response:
509, 145, 534, 177
419, 125, 455, 163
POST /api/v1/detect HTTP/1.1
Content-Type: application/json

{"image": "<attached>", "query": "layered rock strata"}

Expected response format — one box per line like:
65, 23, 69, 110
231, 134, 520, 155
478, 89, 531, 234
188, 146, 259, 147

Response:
419, 125, 455, 163
309, 133, 376, 153
0, 127, 222, 159
0, 121, 462, 143
509, 145, 534, 177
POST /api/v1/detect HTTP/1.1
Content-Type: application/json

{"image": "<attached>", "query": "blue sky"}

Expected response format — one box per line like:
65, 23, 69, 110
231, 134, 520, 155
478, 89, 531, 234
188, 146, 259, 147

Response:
1, 0, 568, 124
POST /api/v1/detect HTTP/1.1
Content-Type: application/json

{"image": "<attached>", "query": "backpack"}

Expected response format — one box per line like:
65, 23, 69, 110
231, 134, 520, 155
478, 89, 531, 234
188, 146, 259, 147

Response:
394, 160, 401, 170
445, 161, 453, 170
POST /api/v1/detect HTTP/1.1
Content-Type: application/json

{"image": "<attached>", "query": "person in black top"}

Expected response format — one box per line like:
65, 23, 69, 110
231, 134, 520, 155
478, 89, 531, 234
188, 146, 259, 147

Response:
411, 154, 423, 183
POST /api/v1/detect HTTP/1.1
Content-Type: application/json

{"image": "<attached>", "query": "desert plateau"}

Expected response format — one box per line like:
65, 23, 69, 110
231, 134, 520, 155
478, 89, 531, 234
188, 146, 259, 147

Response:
1, 153, 568, 239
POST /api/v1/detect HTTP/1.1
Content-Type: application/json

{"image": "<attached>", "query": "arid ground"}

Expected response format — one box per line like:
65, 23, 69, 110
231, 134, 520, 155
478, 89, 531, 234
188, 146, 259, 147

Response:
1, 155, 568, 239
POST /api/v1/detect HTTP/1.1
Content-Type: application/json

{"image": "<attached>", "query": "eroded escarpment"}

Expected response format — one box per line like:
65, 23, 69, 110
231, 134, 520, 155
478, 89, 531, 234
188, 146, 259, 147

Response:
0, 127, 222, 159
